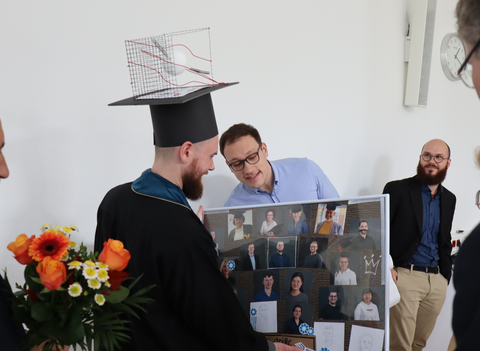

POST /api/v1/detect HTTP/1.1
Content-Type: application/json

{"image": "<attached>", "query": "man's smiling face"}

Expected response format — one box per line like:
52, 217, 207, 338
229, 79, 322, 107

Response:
223, 135, 272, 192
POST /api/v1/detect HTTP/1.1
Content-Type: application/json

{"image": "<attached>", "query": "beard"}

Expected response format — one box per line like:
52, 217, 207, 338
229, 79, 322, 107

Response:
416, 161, 448, 185
182, 159, 204, 201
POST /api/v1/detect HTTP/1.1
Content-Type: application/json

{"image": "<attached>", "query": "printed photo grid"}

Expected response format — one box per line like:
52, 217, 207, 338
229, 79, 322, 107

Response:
204, 197, 387, 351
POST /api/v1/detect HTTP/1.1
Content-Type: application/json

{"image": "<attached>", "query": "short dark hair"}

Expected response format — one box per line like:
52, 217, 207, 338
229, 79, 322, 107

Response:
359, 220, 368, 226
220, 123, 262, 157
290, 272, 305, 293
292, 304, 302, 313
263, 270, 274, 278
265, 208, 276, 219
362, 288, 373, 296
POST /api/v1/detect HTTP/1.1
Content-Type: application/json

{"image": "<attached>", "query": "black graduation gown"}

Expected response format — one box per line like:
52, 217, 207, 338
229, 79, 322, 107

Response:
94, 181, 268, 351
0, 276, 26, 351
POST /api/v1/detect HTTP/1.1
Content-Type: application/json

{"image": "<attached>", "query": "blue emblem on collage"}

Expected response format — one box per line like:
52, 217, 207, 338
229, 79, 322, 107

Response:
320, 348, 330, 351
227, 260, 235, 271
250, 308, 257, 330
307, 327, 314, 335
299, 323, 309, 335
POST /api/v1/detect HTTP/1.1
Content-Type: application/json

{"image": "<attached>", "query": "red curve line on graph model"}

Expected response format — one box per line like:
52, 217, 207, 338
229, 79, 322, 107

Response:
128, 61, 214, 87
140, 50, 219, 84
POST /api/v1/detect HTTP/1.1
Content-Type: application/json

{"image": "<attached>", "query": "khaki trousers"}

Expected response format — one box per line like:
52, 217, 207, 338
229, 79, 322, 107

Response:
390, 267, 447, 351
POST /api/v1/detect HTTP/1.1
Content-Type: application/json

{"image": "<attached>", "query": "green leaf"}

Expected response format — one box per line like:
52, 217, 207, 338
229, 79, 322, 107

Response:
109, 302, 139, 319
31, 302, 50, 322
58, 312, 85, 345
39, 287, 52, 294
104, 286, 129, 304
29, 276, 43, 285
130, 284, 156, 298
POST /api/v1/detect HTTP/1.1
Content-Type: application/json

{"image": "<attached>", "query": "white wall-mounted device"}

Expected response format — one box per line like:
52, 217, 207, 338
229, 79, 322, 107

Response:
404, 0, 437, 108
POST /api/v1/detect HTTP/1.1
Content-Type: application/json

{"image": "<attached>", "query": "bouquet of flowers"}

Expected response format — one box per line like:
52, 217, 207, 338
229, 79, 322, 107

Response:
5, 224, 154, 351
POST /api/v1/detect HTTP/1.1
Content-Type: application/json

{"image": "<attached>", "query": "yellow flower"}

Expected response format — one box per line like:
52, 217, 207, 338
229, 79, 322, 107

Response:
104, 281, 111, 288
97, 269, 109, 282
84, 260, 96, 268
40, 223, 51, 232
83, 267, 97, 280
70, 241, 77, 248
97, 262, 108, 270
60, 227, 72, 235
68, 261, 82, 271
88, 279, 101, 290
94, 294, 106, 306
68, 283, 83, 297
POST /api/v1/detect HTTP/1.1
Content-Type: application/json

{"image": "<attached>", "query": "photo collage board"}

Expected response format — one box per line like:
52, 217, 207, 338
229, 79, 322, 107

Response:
204, 196, 388, 351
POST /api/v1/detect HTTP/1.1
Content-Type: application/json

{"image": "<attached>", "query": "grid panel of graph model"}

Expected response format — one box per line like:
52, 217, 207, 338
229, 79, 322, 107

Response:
125, 28, 213, 99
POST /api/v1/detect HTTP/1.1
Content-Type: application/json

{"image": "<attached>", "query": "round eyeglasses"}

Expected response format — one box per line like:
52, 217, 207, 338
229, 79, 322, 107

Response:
227, 147, 262, 171
420, 153, 448, 163
458, 36, 480, 88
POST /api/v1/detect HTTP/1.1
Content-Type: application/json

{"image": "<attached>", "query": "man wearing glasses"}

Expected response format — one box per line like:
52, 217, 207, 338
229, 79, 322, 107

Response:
452, 1, 480, 350
219, 123, 339, 207
383, 139, 456, 351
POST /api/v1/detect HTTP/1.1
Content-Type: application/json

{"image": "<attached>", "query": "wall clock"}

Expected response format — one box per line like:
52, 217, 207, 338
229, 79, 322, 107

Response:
440, 33, 466, 81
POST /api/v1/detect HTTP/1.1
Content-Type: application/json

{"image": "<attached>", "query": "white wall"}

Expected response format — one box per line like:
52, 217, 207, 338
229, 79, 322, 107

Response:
0, 1, 476, 349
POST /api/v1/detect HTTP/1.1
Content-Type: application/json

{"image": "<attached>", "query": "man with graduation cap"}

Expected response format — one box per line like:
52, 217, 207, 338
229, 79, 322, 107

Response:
314, 203, 344, 235
94, 85, 299, 351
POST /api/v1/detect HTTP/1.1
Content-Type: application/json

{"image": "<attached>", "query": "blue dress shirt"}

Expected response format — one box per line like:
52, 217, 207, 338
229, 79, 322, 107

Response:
410, 183, 442, 267
224, 158, 339, 207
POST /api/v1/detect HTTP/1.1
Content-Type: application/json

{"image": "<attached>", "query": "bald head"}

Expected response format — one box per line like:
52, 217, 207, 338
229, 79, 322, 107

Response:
421, 139, 450, 159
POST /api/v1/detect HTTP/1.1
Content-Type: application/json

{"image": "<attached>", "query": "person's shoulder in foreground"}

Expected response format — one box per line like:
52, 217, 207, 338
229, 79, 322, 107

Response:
220, 123, 338, 207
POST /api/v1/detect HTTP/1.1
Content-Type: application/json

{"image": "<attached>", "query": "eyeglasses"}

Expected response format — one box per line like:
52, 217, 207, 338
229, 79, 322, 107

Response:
227, 146, 262, 171
420, 153, 448, 164
457, 36, 480, 88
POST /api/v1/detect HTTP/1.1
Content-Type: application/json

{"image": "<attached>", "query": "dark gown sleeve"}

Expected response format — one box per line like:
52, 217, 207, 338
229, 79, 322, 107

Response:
453, 223, 480, 351
94, 185, 268, 351
0, 276, 27, 351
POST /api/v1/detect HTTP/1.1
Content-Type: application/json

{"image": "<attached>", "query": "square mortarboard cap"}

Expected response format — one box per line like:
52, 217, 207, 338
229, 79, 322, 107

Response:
109, 83, 238, 147
326, 202, 340, 211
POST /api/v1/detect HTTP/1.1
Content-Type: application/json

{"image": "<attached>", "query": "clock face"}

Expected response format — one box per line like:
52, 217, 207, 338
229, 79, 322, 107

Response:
440, 33, 466, 81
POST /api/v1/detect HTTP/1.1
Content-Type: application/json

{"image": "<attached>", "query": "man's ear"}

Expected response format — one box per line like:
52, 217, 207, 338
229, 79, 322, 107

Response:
179, 141, 194, 164
262, 142, 268, 159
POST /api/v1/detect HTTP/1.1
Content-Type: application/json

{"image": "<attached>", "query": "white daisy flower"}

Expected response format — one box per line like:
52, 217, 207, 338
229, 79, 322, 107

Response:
83, 267, 98, 280
88, 279, 101, 290
68, 261, 82, 271
94, 294, 106, 306
97, 269, 109, 282
68, 283, 83, 297
84, 260, 96, 268
96, 262, 108, 270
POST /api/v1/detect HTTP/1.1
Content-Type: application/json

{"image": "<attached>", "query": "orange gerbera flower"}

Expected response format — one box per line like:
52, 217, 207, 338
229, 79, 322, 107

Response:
28, 230, 71, 262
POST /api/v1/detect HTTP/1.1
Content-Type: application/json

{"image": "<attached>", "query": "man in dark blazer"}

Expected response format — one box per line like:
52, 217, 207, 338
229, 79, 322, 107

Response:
242, 242, 261, 271
268, 241, 291, 268
383, 139, 456, 351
